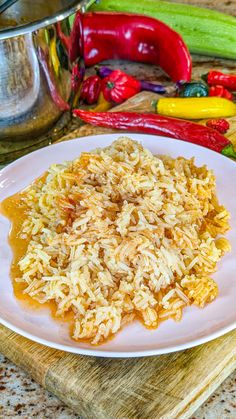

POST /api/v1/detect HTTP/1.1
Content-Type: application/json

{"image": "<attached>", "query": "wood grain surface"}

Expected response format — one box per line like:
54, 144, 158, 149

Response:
0, 325, 236, 419
1, 0, 236, 418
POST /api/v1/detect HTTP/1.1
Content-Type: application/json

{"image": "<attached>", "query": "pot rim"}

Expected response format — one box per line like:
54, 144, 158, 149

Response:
0, 0, 84, 40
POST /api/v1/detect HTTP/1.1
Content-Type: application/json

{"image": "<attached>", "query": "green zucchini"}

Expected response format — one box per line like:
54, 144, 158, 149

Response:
91, 0, 236, 60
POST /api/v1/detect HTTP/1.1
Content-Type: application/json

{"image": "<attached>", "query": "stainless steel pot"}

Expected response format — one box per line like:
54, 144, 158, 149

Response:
0, 0, 90, 163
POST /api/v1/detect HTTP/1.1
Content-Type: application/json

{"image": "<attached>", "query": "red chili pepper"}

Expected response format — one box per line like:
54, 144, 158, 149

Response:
204, 70, 236, 91
38, 47, 70, 112
209, 85, 233, 100
69, 12, 192, 82
206, 119, 230, 134
56, 22, 71, 52
80, 75, 102, 105
71, 62, 84, 92
101, 70, 141, 103
73, 110, 236, 159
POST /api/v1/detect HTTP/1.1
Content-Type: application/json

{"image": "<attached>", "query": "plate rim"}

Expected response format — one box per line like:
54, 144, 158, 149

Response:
1, 132, 236, 358
0, 315, 236, 358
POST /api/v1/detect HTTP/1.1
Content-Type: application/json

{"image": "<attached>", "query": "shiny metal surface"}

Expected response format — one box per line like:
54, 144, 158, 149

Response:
0, 0, 89, 163
0, 0, 20, 16
0, 0, 84, 39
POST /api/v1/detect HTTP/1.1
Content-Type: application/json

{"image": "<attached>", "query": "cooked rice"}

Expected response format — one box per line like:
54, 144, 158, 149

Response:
16, 137, 230, 344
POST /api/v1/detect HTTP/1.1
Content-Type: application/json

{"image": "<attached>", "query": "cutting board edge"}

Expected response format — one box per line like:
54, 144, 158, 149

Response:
42, 338, 236, 419
176, 355, 236, 419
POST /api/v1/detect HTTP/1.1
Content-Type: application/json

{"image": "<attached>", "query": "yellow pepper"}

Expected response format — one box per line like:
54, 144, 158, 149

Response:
156, 97, 236, 119
91, 92, 112, 112
49, 32, 60, 78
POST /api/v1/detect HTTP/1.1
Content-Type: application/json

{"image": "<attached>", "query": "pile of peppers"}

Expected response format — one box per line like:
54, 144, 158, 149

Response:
39, 8, 236, 160
73, 68, 236, 159
77, 67, 167, 106
65, 9, 189, 107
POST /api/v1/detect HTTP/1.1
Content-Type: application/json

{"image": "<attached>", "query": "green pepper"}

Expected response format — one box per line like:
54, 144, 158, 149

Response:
69, 14, 75, 30
177, 81, 209, 98
44, 29, 50, 45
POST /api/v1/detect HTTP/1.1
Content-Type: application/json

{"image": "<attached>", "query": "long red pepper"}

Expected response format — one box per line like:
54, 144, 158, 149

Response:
205, 71, 236, 91
68, 12, 192, 82
71, 62, 84, 92
73, 110, 236, 159
56, 22, 71, 52
38, 47, 70, 112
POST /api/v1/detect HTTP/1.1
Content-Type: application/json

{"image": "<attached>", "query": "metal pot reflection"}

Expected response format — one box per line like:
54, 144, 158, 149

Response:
0, 0, 88, 163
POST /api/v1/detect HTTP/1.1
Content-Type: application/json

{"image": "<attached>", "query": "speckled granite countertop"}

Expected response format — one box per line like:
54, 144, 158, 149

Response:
0, 353, 235, 418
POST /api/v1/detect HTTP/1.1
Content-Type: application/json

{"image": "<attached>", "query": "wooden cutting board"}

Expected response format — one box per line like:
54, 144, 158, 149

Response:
0, 325, 236, 419
1, 1, 236, 417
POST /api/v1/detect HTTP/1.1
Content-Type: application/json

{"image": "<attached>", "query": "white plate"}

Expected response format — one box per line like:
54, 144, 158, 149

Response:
0, 133, 236, 358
